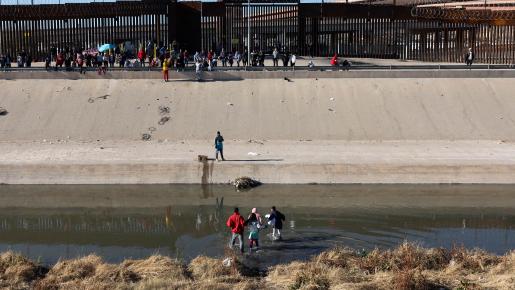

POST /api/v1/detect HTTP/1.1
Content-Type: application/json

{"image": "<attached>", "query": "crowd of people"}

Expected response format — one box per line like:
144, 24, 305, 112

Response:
42, 44, 173, 74
0, 50, 33, 68
189, 47, 298, 70
1, 42, 306, 72
2, 42, 477, 72
2, 41, 361, 74
226, 206, 286, 253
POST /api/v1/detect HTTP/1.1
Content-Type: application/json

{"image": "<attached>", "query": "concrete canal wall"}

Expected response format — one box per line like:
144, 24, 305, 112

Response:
1, 73, 515, 184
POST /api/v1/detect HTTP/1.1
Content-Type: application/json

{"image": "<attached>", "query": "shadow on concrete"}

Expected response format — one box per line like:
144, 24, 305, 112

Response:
172, 78, 244, 82
223, 159, 284, 162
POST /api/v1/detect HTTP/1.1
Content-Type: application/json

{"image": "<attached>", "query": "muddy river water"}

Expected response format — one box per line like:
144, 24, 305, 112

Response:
0, 184, 513, 267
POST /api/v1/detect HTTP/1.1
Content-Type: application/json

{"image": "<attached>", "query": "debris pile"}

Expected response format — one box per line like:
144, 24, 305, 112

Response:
232, 177, 262, 190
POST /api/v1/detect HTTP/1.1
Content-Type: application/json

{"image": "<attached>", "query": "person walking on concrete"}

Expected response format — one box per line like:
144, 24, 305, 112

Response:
207, 50, 213, 71
272, 47, 279, 67
138, 47, 146, 67
465, 48, 474, 66
235, 51, 241, 67
77, 52, 85, 74
194, 51, 202, 81
282, 50, 289, 67
16, 53, 23, 68
215, 131, 225, 161
103, 53, 109, 70
258, 50, 265, 66
290, 53, 296, 68
109, 52, 115, 68
5, 54, 11, 68
162, 57, 169, 82
242, 49, 248, 67
228, 52, 234, 67
330, 53, 339, 66
267, 206, 285, 240
44, 54, 51, 71
1, 54, 6, 69
226, 207, 245, 253
184, 50, 189, 67
220, 48, 227, 67
55, 52, 64, 70
26, 54, 32, 68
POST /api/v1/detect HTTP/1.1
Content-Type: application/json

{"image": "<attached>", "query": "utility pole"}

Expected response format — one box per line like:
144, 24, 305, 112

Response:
201, 1, 203, 51
247, 0, 251, 66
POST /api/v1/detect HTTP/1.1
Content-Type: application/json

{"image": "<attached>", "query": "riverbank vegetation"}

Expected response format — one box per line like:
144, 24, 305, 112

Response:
0, 242, 513, 289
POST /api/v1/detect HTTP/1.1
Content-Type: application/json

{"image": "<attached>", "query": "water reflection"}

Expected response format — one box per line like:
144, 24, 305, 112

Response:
0, 184, 513, 266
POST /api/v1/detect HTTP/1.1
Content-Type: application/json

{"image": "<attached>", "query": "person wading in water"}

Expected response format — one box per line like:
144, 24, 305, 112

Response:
246, 213, 261, 252
268, 206, 286, 240
226, 207, 245, 253
215, 131, 225, 161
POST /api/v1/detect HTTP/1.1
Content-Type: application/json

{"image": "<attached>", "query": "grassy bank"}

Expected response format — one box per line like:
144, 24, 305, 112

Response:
0, 242, 513, 290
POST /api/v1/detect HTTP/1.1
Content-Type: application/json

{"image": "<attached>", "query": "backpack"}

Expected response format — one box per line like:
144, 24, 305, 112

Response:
277, 211, 286, 221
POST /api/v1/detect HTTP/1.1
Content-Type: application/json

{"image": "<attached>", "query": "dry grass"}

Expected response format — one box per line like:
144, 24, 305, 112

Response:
450, 245, 502, 272
0, 243, 513, 290
267, 242, 514, 290
34, 254, 189, 290
189, 256, 235, 280
0, 251, 47, 289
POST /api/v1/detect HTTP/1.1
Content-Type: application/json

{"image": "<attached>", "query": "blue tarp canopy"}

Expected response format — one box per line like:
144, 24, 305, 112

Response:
98, 44, 116, 52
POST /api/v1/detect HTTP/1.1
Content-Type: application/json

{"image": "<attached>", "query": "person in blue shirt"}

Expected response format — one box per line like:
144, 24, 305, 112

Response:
215, 131, 225, 161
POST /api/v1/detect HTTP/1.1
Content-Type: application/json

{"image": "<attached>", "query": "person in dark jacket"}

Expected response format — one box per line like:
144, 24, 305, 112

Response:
215, 131, 225, 161
44, 54, 51, 70
25, 54, 32, 67
282, 51, 289, 67
268, 206, 285, 240
226, 207, 245, 253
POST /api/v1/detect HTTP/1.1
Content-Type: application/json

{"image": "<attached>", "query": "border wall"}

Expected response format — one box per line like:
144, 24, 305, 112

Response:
1, 0, 515, 63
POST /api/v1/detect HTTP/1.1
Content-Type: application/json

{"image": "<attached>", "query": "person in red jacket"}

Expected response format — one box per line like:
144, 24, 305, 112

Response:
226, 207, 245, 253
138, 48, 146, 67
330, 53, 339, 66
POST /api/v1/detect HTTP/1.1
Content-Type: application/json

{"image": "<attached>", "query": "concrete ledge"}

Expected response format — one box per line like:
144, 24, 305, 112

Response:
2, 69, 515, 80
3, 161, 515, 184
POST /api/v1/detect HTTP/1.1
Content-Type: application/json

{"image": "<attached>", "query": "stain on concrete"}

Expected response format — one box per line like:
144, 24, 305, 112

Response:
200, 158, 214, 198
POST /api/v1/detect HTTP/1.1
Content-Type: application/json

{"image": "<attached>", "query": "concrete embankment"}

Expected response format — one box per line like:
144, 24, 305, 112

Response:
1, 74, 515, 184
